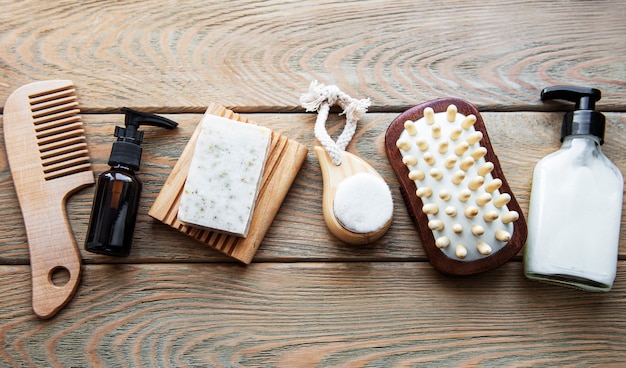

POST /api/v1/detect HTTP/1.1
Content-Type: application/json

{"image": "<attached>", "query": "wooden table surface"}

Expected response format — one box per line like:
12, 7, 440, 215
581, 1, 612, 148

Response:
1, 1, 625, 366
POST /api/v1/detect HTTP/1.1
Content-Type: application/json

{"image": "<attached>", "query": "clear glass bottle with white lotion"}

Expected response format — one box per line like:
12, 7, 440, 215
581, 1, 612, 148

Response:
524, 86, 623, 292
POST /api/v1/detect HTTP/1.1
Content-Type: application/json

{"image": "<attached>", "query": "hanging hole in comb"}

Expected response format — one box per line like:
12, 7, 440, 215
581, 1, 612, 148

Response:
50, 266, 71, 287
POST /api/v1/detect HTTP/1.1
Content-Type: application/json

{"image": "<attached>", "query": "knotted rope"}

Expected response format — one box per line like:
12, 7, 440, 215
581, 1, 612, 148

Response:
300, 80, 371, 165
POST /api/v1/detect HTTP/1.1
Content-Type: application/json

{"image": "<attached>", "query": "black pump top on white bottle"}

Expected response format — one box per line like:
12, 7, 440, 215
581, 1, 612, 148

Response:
108, 107, 179, 171
540, 86, 605, 144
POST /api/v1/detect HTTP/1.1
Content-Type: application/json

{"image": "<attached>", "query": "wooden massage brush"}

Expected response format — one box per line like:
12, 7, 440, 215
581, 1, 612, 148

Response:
385, 98, 527, 275
301, 81, 393, 245
3, 80, 94, 318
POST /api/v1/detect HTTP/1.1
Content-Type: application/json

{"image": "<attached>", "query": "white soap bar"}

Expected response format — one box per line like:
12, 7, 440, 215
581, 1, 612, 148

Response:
178, 114, 271, 237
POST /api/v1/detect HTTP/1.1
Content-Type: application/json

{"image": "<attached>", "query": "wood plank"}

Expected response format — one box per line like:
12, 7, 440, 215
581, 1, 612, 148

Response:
1, 112, 625, 264
0, 1, 625, 112
2, 1, 625, 365
1, 262, 626, 366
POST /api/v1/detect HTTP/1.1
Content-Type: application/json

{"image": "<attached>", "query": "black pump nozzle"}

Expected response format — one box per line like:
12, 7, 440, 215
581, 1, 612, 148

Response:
122, 107, 178, 131
108, 108, 178, 170
540, 86, 605, 144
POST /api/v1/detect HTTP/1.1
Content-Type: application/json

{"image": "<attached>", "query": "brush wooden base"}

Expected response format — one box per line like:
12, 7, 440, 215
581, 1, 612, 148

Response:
385, 98, 527, 275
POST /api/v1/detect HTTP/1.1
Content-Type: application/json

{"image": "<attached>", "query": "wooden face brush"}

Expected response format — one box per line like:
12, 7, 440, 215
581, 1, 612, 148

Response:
314, 147, 393, 244
385, 98, 527, 275
301, 81, 393, 245
3, 80, 94, 318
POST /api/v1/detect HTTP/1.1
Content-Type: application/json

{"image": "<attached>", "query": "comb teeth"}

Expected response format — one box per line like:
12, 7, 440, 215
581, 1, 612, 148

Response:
29, 86, 91, 180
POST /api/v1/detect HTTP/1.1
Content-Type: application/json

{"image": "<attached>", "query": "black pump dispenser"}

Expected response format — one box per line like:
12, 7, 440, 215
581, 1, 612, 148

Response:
540, 86, 605, 144
108, 107, 178, 170
85, 108, 178, 257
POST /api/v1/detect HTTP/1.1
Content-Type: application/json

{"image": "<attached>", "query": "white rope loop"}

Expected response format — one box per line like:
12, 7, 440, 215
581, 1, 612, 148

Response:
300, 80, 371, 165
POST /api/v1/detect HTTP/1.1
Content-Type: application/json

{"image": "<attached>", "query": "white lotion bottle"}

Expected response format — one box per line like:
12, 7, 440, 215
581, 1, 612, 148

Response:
524, 86, 624, 292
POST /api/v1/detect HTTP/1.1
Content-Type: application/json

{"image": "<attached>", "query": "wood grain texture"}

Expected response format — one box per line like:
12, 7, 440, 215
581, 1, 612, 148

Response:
0, 1, 625, 112
1, 262, 626, 367
1, 112, 625, 264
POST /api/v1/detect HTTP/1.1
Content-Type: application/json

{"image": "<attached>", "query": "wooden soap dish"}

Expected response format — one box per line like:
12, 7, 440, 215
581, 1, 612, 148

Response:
149, 103, 308, 264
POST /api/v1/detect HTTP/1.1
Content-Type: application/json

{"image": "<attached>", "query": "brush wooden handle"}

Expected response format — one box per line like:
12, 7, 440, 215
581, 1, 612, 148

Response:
314, 146, 392, 245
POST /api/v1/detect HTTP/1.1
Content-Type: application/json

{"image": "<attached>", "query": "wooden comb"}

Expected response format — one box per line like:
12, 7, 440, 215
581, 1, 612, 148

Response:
3, 80, 94, 318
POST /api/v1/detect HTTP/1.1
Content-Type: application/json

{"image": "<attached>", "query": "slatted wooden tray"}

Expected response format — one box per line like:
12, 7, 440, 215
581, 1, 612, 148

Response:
149, 103, 308, 263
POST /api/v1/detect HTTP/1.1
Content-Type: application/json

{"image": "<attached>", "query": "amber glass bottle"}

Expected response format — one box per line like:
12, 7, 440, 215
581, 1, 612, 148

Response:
85, 108, 177, 256
85, 164, 141, 256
